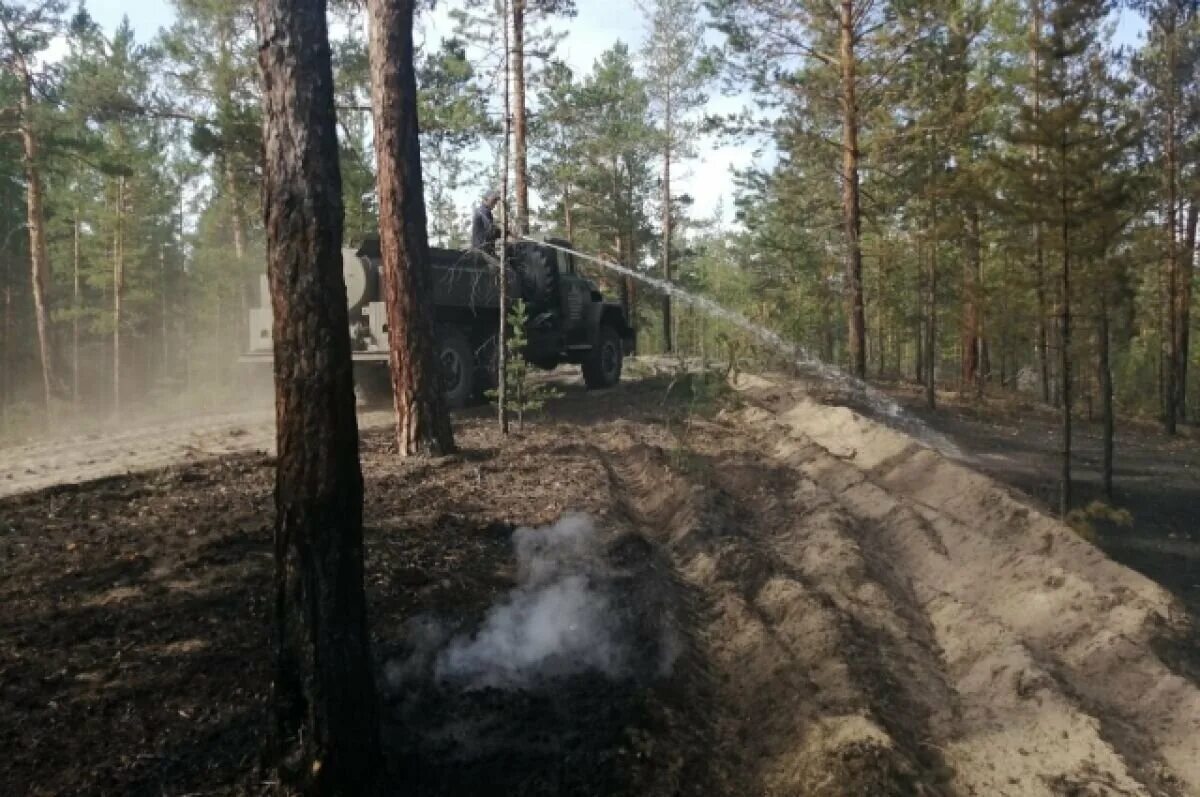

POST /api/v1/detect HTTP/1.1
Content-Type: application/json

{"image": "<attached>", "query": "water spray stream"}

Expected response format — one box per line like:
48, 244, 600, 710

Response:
524, 236, 959, 456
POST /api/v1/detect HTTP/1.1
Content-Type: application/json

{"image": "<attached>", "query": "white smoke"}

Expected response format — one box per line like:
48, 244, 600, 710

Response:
433, 513, 630, 689
383, 512, 684, 694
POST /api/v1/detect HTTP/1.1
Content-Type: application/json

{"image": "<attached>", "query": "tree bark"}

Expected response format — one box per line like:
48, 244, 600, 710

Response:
563, 184, 574, 243
1099, 291, 1113, 499
839, 0, 866, 380
962, 202, 981, 391
511, 0, 530, 234
1030, 0, 1050, 404
367, 0, 456, 457
113, 176, 125, 416
1059, 134, 1072, 518
1162, 13, 1179, 435
73, 207, 81, 405
255, 0, 382, 790
17, 69, 53, 411
1180, 200, 1197, 421
662, 132, 673, 353
926, 216, 937, 410
499, 0, 512, 434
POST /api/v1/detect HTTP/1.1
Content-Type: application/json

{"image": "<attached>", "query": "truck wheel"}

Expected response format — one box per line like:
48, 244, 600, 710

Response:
438, 327, 475, 409
582, 324, 623, 389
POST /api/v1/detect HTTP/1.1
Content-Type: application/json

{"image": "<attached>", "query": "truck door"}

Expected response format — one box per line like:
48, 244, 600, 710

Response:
555, 248, 590, 346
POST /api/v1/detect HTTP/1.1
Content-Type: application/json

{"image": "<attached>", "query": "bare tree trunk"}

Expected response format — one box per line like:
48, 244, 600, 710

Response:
926, 148, 938, 410
160, 244, 170, 379
839, 0, 866, 379
1163, 20, 1179, 435
367, 0, 455, 456
563, 184, 574, 243
255, 0, 382, 790
962, 203, 981, 391
113, 177, 125, 416
1181, 200, 1197, 421
511, 0, 529, 234
1059, 137, 1072, 518
499, 0, 512, 434
926, 232, 937, 409
18, 75, 53, 411
662, 92, 674, 353
1030, 0, 1050, 405
1098, 291, 1113, 499
73, 208, 81, 405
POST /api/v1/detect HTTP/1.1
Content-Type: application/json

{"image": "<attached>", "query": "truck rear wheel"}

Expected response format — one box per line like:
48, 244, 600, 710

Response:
582, 324, 623, 389
438, 327, 475, 409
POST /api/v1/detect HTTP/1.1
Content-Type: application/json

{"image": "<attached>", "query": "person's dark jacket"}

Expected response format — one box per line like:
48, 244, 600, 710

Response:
471, 203, 499, 250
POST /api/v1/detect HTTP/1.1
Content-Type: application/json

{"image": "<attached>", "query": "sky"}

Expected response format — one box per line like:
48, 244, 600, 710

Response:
73, 0, 1148, 230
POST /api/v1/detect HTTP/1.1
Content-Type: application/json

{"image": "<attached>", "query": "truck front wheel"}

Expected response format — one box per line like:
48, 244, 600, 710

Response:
438, 327, 475, 408
582, 324, 623, 389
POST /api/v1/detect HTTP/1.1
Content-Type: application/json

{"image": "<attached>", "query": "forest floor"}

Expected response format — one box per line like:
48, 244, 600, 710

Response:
2, 363, 1199, 796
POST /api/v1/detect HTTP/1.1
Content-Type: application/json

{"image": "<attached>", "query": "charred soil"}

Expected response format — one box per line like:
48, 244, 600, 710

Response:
2, 369, 1198, 796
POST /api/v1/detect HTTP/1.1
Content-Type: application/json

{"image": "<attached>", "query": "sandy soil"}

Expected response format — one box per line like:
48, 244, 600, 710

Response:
0, 408, 396, 500
1, 367, 1197, 796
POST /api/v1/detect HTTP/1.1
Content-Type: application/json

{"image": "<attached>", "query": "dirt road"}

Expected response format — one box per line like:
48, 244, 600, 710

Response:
0, 407, 395, 500
1, 369, 1196, 795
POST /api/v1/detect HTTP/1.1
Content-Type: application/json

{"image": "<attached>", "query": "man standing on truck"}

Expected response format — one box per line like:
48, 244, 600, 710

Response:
471, 189, 502, 251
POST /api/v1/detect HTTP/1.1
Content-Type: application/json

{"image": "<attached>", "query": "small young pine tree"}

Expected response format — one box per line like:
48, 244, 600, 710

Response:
488, 299, 559, 427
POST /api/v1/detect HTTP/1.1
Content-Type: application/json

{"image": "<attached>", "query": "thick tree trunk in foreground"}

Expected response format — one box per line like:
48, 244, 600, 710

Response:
367, 0, 455, 456
255, 0, 382, 791
511, 0, 530, 234
839, 0, 866, 380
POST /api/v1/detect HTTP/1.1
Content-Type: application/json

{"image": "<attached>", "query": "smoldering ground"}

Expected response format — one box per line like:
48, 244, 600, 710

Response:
384, 513, 681, 692
380, 513, 696, 794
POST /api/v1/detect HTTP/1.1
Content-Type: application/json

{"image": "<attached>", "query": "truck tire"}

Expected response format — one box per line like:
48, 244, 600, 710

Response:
438, 327, 475, 409
582, 324, 623, 390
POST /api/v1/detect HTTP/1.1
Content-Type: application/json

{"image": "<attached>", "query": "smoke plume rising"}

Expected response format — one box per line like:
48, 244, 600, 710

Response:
386, 512, 679, 692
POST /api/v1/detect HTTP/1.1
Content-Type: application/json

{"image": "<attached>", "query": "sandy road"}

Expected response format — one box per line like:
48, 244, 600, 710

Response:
0, 407, 394, 500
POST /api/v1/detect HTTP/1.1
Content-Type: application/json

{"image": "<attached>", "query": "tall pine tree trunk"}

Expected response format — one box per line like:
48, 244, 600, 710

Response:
73, 207, 81, 405
511, 0, 529, 234
498, 0, 512, 434
367, 0, 455, 456
1099, 291, 1113, 499
255, 0, 382, 789
563, 184, 574, 242
1180, 200, 1197, 421
1163, 62, 1179, 434
1030, 0, 1050, 404
962, 203, 982, 391
18, 71, 53, 411
662, 123, 674, 353
839, 0, 866, 379
926, 208, 937, 409
1059, 136, 1072, 518
113, 177, 125, 416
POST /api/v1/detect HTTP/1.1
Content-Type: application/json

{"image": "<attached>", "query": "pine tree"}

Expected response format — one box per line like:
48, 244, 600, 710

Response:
367, 0, 455, 456
638, 0, 711, 353
255, 0, 381, 788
